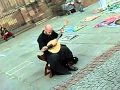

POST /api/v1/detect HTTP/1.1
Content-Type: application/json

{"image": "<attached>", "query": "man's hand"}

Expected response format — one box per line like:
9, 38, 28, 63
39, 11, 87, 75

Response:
41, 46, 48, 52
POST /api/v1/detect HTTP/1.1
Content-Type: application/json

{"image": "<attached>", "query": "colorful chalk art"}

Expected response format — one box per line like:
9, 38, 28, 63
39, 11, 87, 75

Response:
99, 0, 120, 10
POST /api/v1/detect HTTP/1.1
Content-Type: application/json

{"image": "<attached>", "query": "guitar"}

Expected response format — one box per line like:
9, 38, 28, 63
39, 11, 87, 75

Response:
47, 25, 65, 53
43, 20, 68, 54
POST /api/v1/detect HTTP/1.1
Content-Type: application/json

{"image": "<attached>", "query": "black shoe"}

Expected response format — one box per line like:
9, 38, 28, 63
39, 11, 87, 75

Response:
72, 57, 78, 64
68, 66, 78, 71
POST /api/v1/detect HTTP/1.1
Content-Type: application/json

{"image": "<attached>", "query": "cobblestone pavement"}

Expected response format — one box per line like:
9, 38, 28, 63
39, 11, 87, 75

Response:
53, 44, 120, 90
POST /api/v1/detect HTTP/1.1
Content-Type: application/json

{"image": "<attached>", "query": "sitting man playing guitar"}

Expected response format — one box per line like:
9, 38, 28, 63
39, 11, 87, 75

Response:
37, 24, 78, 75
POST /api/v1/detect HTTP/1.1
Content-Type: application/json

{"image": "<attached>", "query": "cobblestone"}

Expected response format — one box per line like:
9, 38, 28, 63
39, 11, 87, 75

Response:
69, 51, 120, 90
53, 44, 120, 90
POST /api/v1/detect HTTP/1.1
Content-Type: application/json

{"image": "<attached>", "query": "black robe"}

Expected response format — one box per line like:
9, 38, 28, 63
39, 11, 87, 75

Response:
37, 30, 74, 75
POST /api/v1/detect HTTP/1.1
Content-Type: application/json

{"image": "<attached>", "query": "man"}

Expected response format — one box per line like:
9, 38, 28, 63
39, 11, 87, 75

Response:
37, 24, 78, 75
0, 26, 15, 41
74, 0, 84, 12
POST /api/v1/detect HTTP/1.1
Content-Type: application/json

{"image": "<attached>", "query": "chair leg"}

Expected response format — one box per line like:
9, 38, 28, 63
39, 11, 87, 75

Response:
45, 63, 50, 75
37, 55, 53, 77
44, 63, 54, 78
49, 69, 53, 78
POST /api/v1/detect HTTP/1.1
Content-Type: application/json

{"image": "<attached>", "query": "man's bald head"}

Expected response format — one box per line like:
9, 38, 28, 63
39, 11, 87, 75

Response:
44, 24, 53, 35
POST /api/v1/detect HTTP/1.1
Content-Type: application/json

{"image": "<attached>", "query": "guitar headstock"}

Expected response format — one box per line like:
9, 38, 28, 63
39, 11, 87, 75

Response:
59, 19, 69, 32
64, 19, 69, 26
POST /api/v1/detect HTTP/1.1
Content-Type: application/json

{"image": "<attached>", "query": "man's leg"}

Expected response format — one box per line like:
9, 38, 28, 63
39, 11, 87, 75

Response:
59, 45, 78, 64
7, 32, 15, 38
59, 45, 78, 71
47, 53, 71, 75
79, 3, 84, 12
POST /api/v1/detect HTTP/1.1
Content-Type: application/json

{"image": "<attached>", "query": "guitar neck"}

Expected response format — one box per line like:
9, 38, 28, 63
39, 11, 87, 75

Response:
56, 33, 62, 41
56, 25, 66, 40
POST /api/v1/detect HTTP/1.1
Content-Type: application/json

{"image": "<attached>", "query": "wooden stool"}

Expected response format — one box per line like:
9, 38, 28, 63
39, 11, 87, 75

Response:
37, 55, 53, 78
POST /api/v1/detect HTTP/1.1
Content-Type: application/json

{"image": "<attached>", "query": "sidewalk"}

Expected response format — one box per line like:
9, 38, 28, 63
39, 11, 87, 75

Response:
0, 2, 120, 90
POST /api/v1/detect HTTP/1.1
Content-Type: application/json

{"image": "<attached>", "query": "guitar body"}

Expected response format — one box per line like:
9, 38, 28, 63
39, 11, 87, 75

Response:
47, 39, 61, 53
